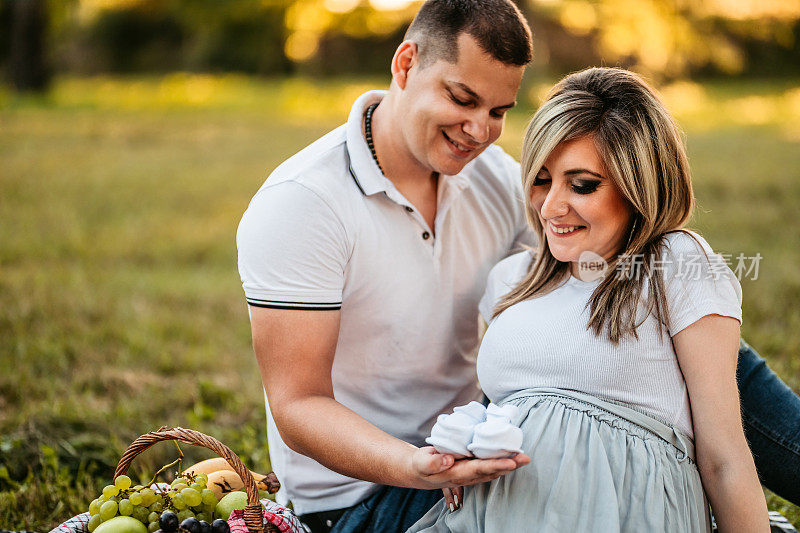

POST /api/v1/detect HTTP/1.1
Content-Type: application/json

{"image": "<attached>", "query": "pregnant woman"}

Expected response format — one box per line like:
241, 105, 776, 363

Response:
408, 67, 769, 532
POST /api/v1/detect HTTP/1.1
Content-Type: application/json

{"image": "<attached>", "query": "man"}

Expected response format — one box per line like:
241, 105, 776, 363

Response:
237, 1, 800, 531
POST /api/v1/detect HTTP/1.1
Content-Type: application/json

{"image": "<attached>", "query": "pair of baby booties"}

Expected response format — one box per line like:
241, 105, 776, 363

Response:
425, 401, 523, 459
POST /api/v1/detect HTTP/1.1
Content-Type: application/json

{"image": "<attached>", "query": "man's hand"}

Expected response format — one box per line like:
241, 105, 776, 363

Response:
409, 447, 530, 510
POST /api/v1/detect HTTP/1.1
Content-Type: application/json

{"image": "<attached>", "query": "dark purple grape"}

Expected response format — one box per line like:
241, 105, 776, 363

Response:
180, 517, 201, 533
160, 511, 179, 532
198, 521, 211, 533
210, 519, 230, 533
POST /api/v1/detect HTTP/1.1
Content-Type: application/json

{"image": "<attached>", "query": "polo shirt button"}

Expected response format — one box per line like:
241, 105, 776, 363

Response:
422, 231, 430, 240
405, 206, 414, 212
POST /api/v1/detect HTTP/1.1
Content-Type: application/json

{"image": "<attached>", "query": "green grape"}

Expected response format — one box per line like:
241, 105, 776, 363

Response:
190, 483, 205, 492
103, 485, 120, 498
200, 489, 217, 506
129, 491, 143, 506
202, 502, 216, 515
89, 498, 102, 515
141, 488, 156, 507
100, 499, 118, 520
181, 488, 202, 507
87, 514, 103, 532
195, 473, 208, 486
177, 510, 195, 521
148, 521, 159, 533
171, 482, 188, 493
115, 475, 132, 491
132, 506, 150, 523
195, 513, 208, 522
148, 511, 160, 523
149, 501, 164, 513
172, 493, 186, 510
119, 499, 134, 516
171, 477, 188, 487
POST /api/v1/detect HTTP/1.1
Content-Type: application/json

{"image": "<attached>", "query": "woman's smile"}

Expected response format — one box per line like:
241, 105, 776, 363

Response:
547, 222, 586, 236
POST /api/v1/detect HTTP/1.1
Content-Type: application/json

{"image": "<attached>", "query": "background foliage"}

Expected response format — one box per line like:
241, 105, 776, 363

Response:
1, 0, 799, 81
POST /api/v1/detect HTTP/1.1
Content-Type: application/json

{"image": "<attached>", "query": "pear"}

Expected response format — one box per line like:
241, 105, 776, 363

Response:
215, 490, 249, 520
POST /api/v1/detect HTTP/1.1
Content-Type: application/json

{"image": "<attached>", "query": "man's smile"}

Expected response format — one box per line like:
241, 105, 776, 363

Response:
443, 130, 478, 157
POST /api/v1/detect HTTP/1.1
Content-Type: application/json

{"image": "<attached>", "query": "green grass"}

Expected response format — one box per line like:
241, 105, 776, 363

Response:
1, 75, 799, 530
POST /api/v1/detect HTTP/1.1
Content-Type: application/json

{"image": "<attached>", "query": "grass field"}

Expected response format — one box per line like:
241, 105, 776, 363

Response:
1, 75, 799, 530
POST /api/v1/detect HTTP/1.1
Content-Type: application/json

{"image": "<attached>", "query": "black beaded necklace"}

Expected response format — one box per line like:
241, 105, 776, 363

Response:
364, 102, 384, 175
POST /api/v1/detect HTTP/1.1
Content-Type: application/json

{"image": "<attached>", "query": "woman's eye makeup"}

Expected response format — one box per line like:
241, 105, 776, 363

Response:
572, 180, 601, 194
532, 174, 600, 194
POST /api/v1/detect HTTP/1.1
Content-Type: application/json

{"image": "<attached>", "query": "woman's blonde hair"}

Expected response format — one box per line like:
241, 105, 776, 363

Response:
495, 67, 695, 343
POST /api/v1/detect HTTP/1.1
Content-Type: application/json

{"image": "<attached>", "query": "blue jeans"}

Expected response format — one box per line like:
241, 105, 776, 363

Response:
738, 339, 800, 502
311, 339, 800, 533
324, 485, 442, 533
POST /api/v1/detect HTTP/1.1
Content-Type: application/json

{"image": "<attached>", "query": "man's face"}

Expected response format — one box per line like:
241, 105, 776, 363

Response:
398, 33, 525, 176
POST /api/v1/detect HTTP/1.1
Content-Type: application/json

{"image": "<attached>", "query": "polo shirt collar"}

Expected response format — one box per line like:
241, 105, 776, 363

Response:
346, 90, 393, 196
345, 90, 475, 200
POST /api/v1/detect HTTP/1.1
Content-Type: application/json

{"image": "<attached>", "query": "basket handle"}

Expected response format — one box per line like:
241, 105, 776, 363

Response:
114, 426, 279, 533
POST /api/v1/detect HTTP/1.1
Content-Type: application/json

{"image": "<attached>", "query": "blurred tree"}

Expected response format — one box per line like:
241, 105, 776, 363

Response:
177, 0, 290, 74
8, 0, 51, 92
282, 0, 417, 73
529, 0, 800, 79
2, 0, 798, 81
47, 0, 290, 74
87, 6, 184, 72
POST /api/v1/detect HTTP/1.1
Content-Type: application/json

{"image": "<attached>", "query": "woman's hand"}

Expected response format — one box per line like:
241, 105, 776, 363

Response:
407, 447, 530, 509
441, 486, 464, 512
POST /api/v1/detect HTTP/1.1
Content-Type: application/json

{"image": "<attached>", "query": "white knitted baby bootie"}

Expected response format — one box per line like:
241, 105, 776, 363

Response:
485, 402, 519, 424
426, 412, 475, 458
467, 403, 523, 459
426, 401, 523, 459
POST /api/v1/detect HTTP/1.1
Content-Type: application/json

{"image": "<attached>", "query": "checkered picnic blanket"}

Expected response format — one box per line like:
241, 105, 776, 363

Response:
49, 483, 307, 533
45, 497, 795, 533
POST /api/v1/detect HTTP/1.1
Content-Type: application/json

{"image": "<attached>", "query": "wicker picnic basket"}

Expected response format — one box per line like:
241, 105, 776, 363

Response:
114, 427, 281, 533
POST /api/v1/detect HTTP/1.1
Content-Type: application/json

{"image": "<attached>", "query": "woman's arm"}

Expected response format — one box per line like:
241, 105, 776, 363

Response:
673, 314, 769, 533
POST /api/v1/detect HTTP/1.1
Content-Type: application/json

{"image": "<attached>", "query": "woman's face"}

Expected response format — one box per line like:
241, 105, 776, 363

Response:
530, 135, 634, 273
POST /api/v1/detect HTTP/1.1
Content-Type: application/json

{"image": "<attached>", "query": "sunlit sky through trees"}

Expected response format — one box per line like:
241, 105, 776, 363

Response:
64, 0, 800, 78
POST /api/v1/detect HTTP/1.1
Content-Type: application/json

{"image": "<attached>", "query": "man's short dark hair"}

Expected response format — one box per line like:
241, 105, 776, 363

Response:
404, 0, 533, 67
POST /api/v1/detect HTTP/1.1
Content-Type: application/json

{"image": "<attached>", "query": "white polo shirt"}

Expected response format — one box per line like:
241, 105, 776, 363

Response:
236, 90, 535, 515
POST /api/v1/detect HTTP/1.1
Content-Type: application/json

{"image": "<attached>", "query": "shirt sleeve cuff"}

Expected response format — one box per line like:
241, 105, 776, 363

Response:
244, 288, 342, 310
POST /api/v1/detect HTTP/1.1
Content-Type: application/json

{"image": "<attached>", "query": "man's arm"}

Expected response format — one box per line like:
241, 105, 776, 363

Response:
250, 305, 530, 491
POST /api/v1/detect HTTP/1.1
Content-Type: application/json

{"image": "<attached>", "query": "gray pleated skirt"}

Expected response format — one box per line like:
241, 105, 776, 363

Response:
407, 387, 711, 533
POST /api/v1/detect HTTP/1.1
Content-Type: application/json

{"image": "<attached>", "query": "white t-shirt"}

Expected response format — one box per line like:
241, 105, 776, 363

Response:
237, 91, 535, 514
477, 231, 742, 437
